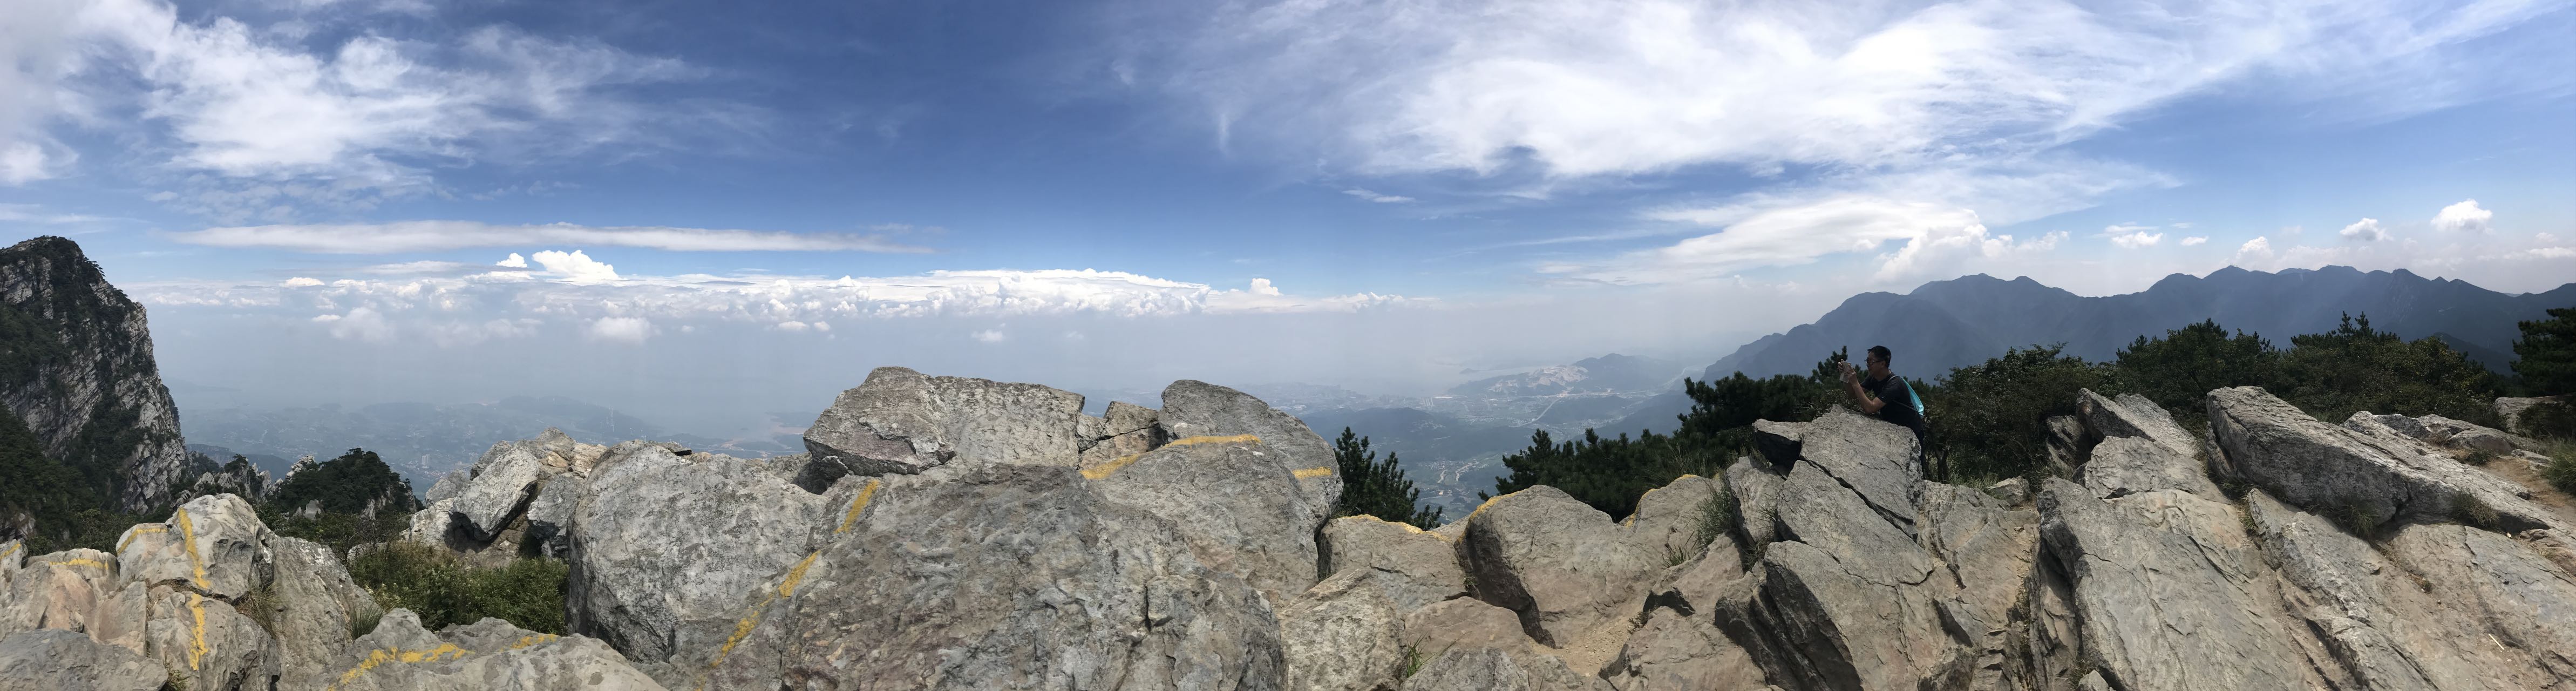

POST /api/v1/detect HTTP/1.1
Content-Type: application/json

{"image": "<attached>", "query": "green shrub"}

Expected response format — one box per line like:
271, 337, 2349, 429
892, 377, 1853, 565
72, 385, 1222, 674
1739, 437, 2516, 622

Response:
261, 509, 416, 557
1927, 344, 2112, 480
264, 449, 420, 516
2451, 492, 2499, 531
2519, 401, 2576, 441
2323, 497, 2382, 538
346, 541, 568, 634
2462, 449, 2497, 466
2543, 453, 2576, 497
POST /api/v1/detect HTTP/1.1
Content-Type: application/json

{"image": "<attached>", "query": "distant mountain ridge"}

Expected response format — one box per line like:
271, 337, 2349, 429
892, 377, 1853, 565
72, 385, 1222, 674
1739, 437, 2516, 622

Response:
1612, 266, 2576, 433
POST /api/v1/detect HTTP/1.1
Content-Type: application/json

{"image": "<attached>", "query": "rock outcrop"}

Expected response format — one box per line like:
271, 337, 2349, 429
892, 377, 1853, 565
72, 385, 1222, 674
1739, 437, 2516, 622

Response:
326, 610, 662, 691
0, 236, 193, 522
2210, 386, 2561, 533
797, 365, 1087, 484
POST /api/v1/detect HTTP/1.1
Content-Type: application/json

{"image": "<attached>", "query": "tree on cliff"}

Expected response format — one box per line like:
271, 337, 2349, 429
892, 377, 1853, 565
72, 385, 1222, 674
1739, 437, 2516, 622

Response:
1331, 428, 1444, 529
2516, 307, 2576, 395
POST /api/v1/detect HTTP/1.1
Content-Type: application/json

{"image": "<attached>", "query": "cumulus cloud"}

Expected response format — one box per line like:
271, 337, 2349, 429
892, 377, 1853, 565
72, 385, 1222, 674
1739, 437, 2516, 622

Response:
166, 221, 928, 254
971, 329, 1005, 343
496, 253, 527, 268
2180, 236, 2208, 246
2236, 236, 2274, 263
1248, 278, 1282, 296
2105, 224, 2163, 249
2340, 218, 2389, 242
2433, 199, 2492, 234
527, 249, 618, 283
315, 306, 392, 342
282, 276, 323, 287
587, 316, 653, 343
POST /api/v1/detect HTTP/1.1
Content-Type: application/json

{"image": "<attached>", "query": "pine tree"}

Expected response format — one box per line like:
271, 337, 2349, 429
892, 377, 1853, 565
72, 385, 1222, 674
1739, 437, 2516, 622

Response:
2516, 307, 2576, 395
1332, 428, 1444, 529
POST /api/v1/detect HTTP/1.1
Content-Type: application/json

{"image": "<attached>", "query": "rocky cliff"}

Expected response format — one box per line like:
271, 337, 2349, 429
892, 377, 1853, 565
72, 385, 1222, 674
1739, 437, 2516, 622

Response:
0, 236, 191, 518
5, 365, 2574, 690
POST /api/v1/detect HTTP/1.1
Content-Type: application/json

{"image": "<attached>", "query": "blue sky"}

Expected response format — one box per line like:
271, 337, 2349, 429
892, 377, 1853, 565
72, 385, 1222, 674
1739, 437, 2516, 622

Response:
2, 0, 2573, 428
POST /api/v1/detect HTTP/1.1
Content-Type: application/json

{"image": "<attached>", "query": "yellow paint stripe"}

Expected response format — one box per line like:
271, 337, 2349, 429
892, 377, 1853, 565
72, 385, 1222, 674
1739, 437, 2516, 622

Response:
508, 634, 560, 650
834, 479, 881, 535
329, 643, 471, 689
2, 541, 19, 563
175, 508, 208, 589
1164, 433, 1261, 448
43, 558, 114, 571
1080, 453, 1145, 480
188, 593, 208, 671
117, 525, 166, 553
1291, 466, 1334, 479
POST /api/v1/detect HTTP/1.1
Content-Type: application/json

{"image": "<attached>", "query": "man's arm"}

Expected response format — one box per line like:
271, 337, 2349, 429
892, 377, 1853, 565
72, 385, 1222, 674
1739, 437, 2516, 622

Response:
1838, 363, 1885, 414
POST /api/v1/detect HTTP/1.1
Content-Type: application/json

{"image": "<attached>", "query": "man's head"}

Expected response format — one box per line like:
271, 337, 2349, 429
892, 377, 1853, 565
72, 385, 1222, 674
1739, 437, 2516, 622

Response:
1865, 345, 1892, 378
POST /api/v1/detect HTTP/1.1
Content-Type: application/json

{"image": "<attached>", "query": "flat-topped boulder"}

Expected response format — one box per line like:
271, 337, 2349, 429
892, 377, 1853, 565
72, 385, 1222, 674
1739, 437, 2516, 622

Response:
2210, 386, 2561, 533
798, 366, 1086, 484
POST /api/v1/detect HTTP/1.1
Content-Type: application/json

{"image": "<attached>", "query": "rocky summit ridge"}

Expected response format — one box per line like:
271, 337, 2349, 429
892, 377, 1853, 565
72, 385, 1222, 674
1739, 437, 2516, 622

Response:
6, 364, 2576, 690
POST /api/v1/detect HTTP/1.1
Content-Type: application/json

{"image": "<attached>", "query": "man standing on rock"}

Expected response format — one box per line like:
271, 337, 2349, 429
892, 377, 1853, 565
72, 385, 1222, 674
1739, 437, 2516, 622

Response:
1840, 345, 1932, 470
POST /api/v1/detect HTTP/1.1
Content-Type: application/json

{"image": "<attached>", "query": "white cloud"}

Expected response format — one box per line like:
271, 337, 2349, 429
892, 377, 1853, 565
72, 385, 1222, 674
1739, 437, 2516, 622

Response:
776, 320, 811, 331
2235, 236, 2274, 263
971, 329, 1005, 343
1553, 195, 2068, 284
2340, 218, 2389, 242
3, 0, 726, 205
587, 316, 653, 343
316, 306, 391, 342
496, 252, 527, 268
1248, 278, 1282, 296
1341, 188, 1415, 204
1157, 0, 2559, 181
282, 276, 323, 287
2180, 236, 2208, 247
527, 249, 618, 283
166, 220, 928, 254
2432, 199, 2493, 234
2106, 226, 2163, 249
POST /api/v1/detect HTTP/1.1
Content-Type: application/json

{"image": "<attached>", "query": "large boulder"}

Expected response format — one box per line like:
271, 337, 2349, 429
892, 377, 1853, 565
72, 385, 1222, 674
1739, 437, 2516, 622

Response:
1156, 380, 1343, 524
2246, 491, 2548, 690
687, 464, 1284, 690
1090, 434, 1328, 605
1078, 400, 1168, 467
1751, 409, 1921, 537
423, 470, 468, 503
2036, 478, 2325, 690
2078, 436, 2219, 500
0, 629, 165, 691
2380, 522, 2576, 688
0, 550, 148, 654
1402, 598, 1542, 661
1913, 483, 2039, 633
2077, 389, 2194, 457
263, 535, 380, 690
114, 493, 267, 598
2346, 411, 2535, 455
323, 609, 664, 690
1603, 541, 1765, 691
1321, 514, 1468, 614
2209, 387, 2559, 533
798, 366, 1086, 484
1725, 459, 1785, 548
563, 445, 832, 667
141, 585, 274, 691
1401, 646, 1613, 691
1280, 570, 1406, 691
449, 442, 547, 541
1460, 486, 1664, 648
1714, 540, 1966, 691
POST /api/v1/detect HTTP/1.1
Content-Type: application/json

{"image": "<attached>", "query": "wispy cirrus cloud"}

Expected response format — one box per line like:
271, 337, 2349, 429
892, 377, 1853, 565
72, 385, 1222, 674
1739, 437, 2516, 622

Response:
164, 220, 932, 254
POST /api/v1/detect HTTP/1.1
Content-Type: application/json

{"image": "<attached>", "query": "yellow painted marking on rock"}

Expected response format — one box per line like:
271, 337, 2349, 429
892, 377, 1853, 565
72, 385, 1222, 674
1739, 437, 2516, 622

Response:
1164, 433, 1261, 448
329, 643, 471, 689
2, 541, 21, 563
706, 547, 827, 674
175, 508, 209, 589
1291, 466, 1334, 479
188, 593, 208, 671
117, 525, 166, 552
778, 552, 820, 596
1080, 453, 1145, 480
508, 634, 560, 650
834, 479, 882, 535
44, 557, 114, 571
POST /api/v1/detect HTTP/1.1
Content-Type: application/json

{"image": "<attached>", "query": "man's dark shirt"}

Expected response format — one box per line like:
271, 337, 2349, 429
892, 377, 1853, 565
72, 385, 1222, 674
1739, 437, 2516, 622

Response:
1864, 374, 1928, 438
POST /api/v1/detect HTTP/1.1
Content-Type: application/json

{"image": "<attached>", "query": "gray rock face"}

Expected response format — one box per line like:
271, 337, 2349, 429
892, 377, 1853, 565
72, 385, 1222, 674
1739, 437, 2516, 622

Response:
2380, 523, 2576, 688
324, 610, 665, 691
1401, 646, 1613, 691
114, 494, 268, 599
1321, 515, 1468, 614
451, 443, 547, 540
263, 536, 380, 690
2347, 411, 2536, 455
1725, 459, 1785, 548
2036, 478, 2323, 690
424, 470, 469, 503
1914, 483, 2039, 632
799, 365, 1087, 482
2078, 436, 2220, 500
1606, 542, 1763, 691
2496, 395, 2564, 435
1280, 570, 1405, 691
1091, 435, 1328, 605
1403, 597, 1542, 662
689, 464, 1284, 691
142, 584, 274, 691
563, 445, 831, 667
0, 236, 193, 517
2210, 386, 2560, 533
1716, 539, 1965, 691
1460, 486, 1664, 647
2077, 389, 2195, 457
0, 550, 147, 655
2245, 491, 2543, 690
1753, 409, 1921, 536
1078, 400, 1168, 467
1156, 379, 1343, 524
0, 629, 165, 691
